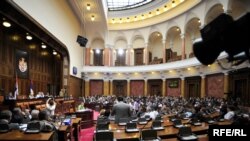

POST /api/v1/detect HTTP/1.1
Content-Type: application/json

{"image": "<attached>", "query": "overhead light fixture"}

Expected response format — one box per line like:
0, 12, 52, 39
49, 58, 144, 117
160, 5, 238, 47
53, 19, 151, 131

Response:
172, 1, 176, 7
26, 33, 32, 40
164, 5, 168, 11
112, 18, 115, 24
134, 16, 137, 21
126, 17, 130, 22
119, 18, 122, 23
95, 49, 100, 54
141, 14, 145, 20
91, 15, 95, 21
41, 43, 47, 49
86, 4, 91, 11
53, 50, 57, 55
118, 49, 124, 55
156, 9, 160, 15
2, 19, 11, 27
148, 12, 152, 17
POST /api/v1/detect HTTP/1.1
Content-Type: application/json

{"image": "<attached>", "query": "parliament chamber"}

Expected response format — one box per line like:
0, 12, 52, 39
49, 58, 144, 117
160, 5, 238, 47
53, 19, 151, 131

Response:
1, 0, 250, 141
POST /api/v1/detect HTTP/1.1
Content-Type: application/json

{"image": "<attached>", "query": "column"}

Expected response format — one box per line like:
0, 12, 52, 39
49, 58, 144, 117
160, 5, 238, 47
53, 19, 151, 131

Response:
127, 44, 132, 66
200, 75, 206, 98
144, 43, 148, 65
127, 80, 130, 96
110, 48, 114, 66
224, 72, 229, 99
162, 39, 166, 63
110, 79, 113, 95
104, 47, 110, 66
144, 79, 148, 96
84, 79, 90, 97
85, 48, 91, 65
162, 79, 166, 96
180, 33, 186, 60
181, 77, 185, 97
103, 80, 109, 96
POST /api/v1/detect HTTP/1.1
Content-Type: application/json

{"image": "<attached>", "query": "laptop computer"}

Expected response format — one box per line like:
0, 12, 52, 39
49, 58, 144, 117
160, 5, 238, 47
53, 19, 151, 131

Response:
151, 121, 164, 130
25, 122, 41, 134
118, 118, 129, 126
177, 127, 198, 141
155, 116, 163, 123
96, 123, 110, 132
125, 122, 139, 132
138, 118, 147, 125
173, 119, 184, 128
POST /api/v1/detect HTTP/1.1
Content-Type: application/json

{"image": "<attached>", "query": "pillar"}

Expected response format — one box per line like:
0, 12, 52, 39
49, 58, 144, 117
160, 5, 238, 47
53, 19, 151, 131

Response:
127, 80, 130, 96
103, 80, 109, 96
162, 79, 166, 96
85, 48, 91, 65
144, 43, 148, 65
162, 39, 166, 63
84, 79, 90, 96
201, 75, 206, 98
104, 47, 110, 66
180, 33, 186, 60
110, 79, 113, 95
224, 72, 229, 99
144, 79, 148, 96
127, 44, 132, 66
181, 77, 185, 97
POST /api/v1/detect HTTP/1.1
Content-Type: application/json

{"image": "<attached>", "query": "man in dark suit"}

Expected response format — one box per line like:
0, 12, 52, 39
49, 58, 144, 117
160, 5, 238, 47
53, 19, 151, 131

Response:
111, 96, 131, 123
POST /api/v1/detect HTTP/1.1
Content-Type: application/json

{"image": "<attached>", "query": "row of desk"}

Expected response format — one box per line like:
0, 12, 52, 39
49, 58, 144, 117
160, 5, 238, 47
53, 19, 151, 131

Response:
95, 116, 232, 140
0, 118, 82, 141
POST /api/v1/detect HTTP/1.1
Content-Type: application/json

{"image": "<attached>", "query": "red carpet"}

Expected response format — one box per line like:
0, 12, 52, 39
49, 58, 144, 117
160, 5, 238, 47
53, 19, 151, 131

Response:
80, 127, 95, 141
79, 111, 99, 141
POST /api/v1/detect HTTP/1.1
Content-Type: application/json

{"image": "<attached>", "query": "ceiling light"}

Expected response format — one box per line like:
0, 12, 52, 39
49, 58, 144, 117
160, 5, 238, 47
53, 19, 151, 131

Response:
95, 49, 100, 54
86, 4, 91, 11
141, 14, 145, 20
156, 9, 160, 15
198, 19, 201, 23
134, 16, 137, 21
91, 15, 95, 21
53, 50, 57, 55
119, 18, 122, 23
172, 1, 176, 7
112, 19, 115, 24
126, 17, 130, 22
3, 20, 11, 27
26, 33, 32, 40
187, 68, 191, 70
176, 27, 180, 31
118, 49, 124, 55
164, 5, 168, 11
41, 43, 47, 49
148, 12, 152, 17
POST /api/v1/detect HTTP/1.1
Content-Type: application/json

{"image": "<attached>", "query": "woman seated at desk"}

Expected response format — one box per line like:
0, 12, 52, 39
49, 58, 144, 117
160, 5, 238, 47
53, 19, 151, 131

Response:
77, 102, 85, 111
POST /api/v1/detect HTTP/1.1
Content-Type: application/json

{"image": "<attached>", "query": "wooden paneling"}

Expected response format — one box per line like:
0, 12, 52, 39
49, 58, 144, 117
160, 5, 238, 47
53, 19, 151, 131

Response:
0, 13, 63, 97
113, 80, 127, 96
185, 77, 201, 98
90, 80, 103, 96
68, 76, 83, 98
134, 48, 144, 65
148, 79, 162, 96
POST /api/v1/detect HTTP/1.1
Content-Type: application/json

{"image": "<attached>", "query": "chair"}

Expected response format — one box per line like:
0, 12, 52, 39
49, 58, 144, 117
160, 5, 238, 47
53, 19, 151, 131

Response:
141, 129, 161, 141
151, 121, 164, 130
173, 119, 184, 128
125, 122, 139, 132
95, 131, 114, 141
118, 117, 129, 126
190, 118, 202, 126
0, 123, 10, 133
96, 122, 110, 132
177, 127, 198, 141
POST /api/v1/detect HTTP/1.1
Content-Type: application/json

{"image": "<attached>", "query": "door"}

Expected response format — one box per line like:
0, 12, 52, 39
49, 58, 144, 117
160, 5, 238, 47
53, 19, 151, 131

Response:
134, 48, 144, 65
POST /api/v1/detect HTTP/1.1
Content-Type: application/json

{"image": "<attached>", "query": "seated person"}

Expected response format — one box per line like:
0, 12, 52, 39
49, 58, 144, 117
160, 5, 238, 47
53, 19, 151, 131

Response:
36, 92, 44, 98
77, 102, 85, 111
11, 107, 24, 124
0, 110, 19, 130
38, 110, 56, 132
224, 106, 235, 120
29, 92, 35, 99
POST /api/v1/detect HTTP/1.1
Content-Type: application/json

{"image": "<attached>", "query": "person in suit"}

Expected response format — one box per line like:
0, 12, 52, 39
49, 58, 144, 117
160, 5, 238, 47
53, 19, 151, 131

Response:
111, 96, 131, 123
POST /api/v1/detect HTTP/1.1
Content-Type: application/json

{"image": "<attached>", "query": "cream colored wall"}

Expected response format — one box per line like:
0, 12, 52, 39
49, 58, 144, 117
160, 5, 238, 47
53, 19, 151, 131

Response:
13, 0, 83, 78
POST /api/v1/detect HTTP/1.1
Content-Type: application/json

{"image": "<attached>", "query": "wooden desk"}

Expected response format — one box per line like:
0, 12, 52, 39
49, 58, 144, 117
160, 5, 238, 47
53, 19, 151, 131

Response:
0, 130, 54, 141
162, 135, 208, 141
66, 110, 93, 129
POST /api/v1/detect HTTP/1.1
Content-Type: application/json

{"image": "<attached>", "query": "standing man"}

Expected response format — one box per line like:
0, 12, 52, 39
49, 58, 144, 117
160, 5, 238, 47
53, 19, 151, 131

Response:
111, 96, 131, 123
